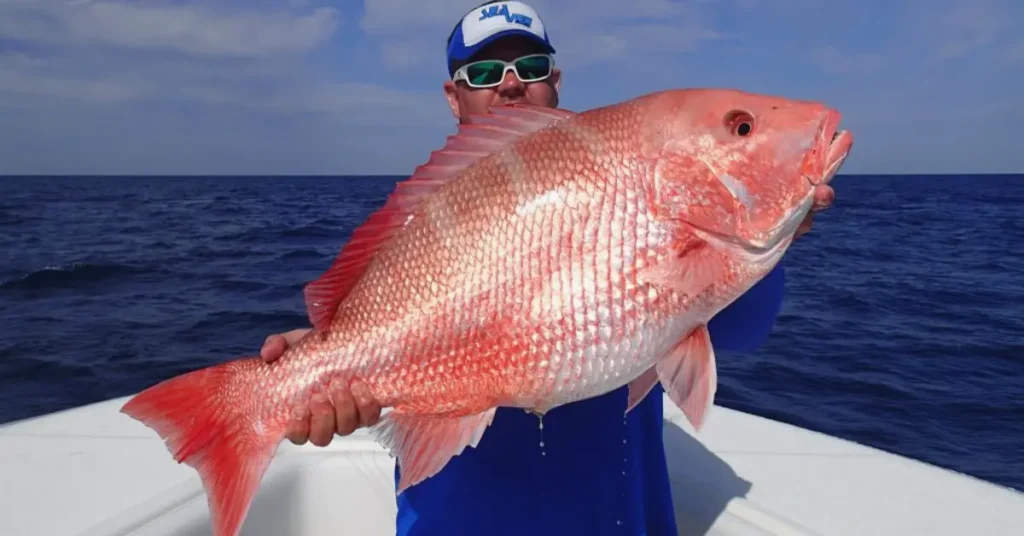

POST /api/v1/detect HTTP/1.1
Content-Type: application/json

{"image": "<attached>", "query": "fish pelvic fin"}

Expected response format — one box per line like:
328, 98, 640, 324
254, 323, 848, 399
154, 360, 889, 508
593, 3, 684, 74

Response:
302, 104, 577, 332
626, 366, 660, 414
120, 358, 286, 536
372, 407, 499, 493
657, 324, 718, 431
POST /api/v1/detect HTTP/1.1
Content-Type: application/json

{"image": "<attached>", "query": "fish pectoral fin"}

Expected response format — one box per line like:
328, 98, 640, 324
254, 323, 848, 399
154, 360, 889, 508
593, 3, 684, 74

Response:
656, 324, 718, 431
371, 407, 498, 493
625, 366, 660, 414
635, 246, 723, 296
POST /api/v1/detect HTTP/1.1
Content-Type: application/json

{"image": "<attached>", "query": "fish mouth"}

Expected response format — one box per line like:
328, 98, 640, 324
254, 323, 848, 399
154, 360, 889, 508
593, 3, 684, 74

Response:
756, 109, 853, 242
804, 108, 854, 187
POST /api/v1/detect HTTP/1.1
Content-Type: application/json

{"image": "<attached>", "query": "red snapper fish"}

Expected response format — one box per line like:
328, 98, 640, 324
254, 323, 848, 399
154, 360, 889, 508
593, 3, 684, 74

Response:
122, 88, 853, 536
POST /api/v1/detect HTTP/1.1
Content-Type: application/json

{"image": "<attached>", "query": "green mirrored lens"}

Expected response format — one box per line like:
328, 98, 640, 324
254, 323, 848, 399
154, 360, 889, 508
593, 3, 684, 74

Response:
465, 61, 505, 85
461, 56, 552, 87
515, 56, 551, 80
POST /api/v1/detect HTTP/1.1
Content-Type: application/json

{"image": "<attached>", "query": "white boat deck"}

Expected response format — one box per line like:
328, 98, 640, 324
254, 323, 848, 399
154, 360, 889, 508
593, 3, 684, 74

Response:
1, 393, 1021, 536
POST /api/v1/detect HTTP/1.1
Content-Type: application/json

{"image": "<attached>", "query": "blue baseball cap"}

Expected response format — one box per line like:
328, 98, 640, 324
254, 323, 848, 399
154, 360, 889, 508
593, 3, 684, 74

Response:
446, 1, 556, 77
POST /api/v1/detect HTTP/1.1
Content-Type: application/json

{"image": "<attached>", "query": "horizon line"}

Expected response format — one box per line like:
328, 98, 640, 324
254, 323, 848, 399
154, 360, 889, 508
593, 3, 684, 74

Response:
2, 172, 1022, 179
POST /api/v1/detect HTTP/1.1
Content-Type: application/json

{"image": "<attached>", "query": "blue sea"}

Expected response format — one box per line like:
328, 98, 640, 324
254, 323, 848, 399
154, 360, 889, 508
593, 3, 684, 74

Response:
0, 174, 1021, 492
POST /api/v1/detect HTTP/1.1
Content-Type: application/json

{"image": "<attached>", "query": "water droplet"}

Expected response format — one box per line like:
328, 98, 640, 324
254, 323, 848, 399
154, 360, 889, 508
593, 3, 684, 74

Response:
616, 520, 623, 526
536, 413, 546, 457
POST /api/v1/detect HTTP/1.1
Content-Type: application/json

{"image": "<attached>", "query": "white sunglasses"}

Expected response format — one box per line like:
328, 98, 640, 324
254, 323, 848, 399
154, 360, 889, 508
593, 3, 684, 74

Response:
452, 53, 555, 88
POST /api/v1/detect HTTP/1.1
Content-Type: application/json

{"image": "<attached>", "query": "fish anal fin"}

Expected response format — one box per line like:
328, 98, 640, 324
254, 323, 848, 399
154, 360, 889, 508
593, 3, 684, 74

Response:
302, 104, 577, 331
656, 324, 718, 431
371, 407, 499, 493
626, 366, 660, 414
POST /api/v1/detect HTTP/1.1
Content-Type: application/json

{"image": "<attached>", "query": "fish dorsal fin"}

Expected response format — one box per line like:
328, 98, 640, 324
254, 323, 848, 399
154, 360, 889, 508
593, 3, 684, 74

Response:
302, 104, 577, 331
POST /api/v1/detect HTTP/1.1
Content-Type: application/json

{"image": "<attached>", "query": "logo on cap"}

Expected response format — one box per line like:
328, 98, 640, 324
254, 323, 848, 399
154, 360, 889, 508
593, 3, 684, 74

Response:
478, 4, 534, 28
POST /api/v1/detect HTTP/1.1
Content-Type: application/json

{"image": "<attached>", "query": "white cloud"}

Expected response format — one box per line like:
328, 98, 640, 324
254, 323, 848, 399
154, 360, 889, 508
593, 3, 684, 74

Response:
0, 0, 438, 117
930, 0, 1015, 60
380, 41, 433, 70
0, 0, 341, 57
0, 0, 459, 175
891, 0, 1020, 63
1008, 42, 1024, 63
0, 47, 443, 123
360, 0, 470, 33
362, 0, 721, 71
809, 46, 883, 77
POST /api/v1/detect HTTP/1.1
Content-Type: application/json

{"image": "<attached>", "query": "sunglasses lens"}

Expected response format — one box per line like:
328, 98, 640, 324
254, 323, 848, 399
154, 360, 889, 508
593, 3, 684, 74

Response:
460, 56, 552, 87
465, 61, 505, 86
515, 55, 551, 80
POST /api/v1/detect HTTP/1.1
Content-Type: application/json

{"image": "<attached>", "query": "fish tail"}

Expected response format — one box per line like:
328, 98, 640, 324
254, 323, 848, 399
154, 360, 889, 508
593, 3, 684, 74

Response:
121, 358, 285, 536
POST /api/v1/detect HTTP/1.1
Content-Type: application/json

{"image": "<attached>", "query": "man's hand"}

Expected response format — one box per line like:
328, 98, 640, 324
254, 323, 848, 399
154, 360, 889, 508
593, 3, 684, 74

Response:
795, 184, 835, 239
261, 328, 382, 447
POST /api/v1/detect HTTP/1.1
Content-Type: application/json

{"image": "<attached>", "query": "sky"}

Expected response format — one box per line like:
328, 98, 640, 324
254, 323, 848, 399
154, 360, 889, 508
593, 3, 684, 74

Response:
0, 0, 1021, 176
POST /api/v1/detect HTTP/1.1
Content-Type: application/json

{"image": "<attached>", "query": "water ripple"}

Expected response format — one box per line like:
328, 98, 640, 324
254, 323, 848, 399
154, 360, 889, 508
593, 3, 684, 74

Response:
0, 174, 1021, 492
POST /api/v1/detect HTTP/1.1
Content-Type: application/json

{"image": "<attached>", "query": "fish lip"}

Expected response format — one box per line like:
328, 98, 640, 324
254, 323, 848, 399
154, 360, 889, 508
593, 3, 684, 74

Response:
802, 109, 854, 187
684, 210, 800, 255
752, 113, 853, 250
684, 221, 755, 250
687, 217, 795, 258
821, 128, 854, 185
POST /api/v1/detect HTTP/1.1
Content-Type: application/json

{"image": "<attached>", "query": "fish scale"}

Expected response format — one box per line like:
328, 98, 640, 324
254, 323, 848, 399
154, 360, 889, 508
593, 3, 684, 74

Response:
121, 88, 853, 536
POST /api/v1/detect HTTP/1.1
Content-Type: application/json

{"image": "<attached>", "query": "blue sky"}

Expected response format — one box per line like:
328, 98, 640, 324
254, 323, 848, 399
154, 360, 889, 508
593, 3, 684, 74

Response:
0, 0, 1020, 175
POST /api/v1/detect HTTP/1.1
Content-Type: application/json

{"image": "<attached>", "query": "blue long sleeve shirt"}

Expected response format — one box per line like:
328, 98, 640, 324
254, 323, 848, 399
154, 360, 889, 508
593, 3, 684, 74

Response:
394, 264, 787, 535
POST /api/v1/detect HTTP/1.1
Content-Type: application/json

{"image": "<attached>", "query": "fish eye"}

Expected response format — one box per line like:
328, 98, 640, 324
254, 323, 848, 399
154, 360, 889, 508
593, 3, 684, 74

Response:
724, 110, 755, 137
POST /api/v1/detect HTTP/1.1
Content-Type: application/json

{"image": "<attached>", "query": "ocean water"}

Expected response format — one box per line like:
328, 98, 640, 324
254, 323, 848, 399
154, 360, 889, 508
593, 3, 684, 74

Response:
0, 174, 1021, 493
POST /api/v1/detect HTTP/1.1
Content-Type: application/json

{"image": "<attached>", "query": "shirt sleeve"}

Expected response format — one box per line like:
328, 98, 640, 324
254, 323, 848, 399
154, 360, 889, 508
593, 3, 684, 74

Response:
706, 263, 785, 354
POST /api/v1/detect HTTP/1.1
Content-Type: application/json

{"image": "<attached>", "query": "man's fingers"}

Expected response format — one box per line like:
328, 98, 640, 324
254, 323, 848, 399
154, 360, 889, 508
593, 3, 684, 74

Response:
282, 377, 381, 450
260, 335, 286, 362
331, 382, 360, 436
283, 328, 311, 346
286, 416, 311, 445
307, 394, 336, 447
351, 381, 382, 428
260, 328, 312, 363
812, 185, 835, 211
793, 185, 834, 240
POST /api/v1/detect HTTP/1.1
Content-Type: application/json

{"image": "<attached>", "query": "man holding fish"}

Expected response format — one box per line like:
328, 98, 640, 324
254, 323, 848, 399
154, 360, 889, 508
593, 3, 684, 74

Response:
258, 2, 838, 534
124, 2, 850, 535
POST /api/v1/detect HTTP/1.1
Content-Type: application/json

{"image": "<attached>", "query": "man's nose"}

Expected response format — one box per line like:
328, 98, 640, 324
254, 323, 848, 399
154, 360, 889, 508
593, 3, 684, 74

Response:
497, 70, 525, 95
